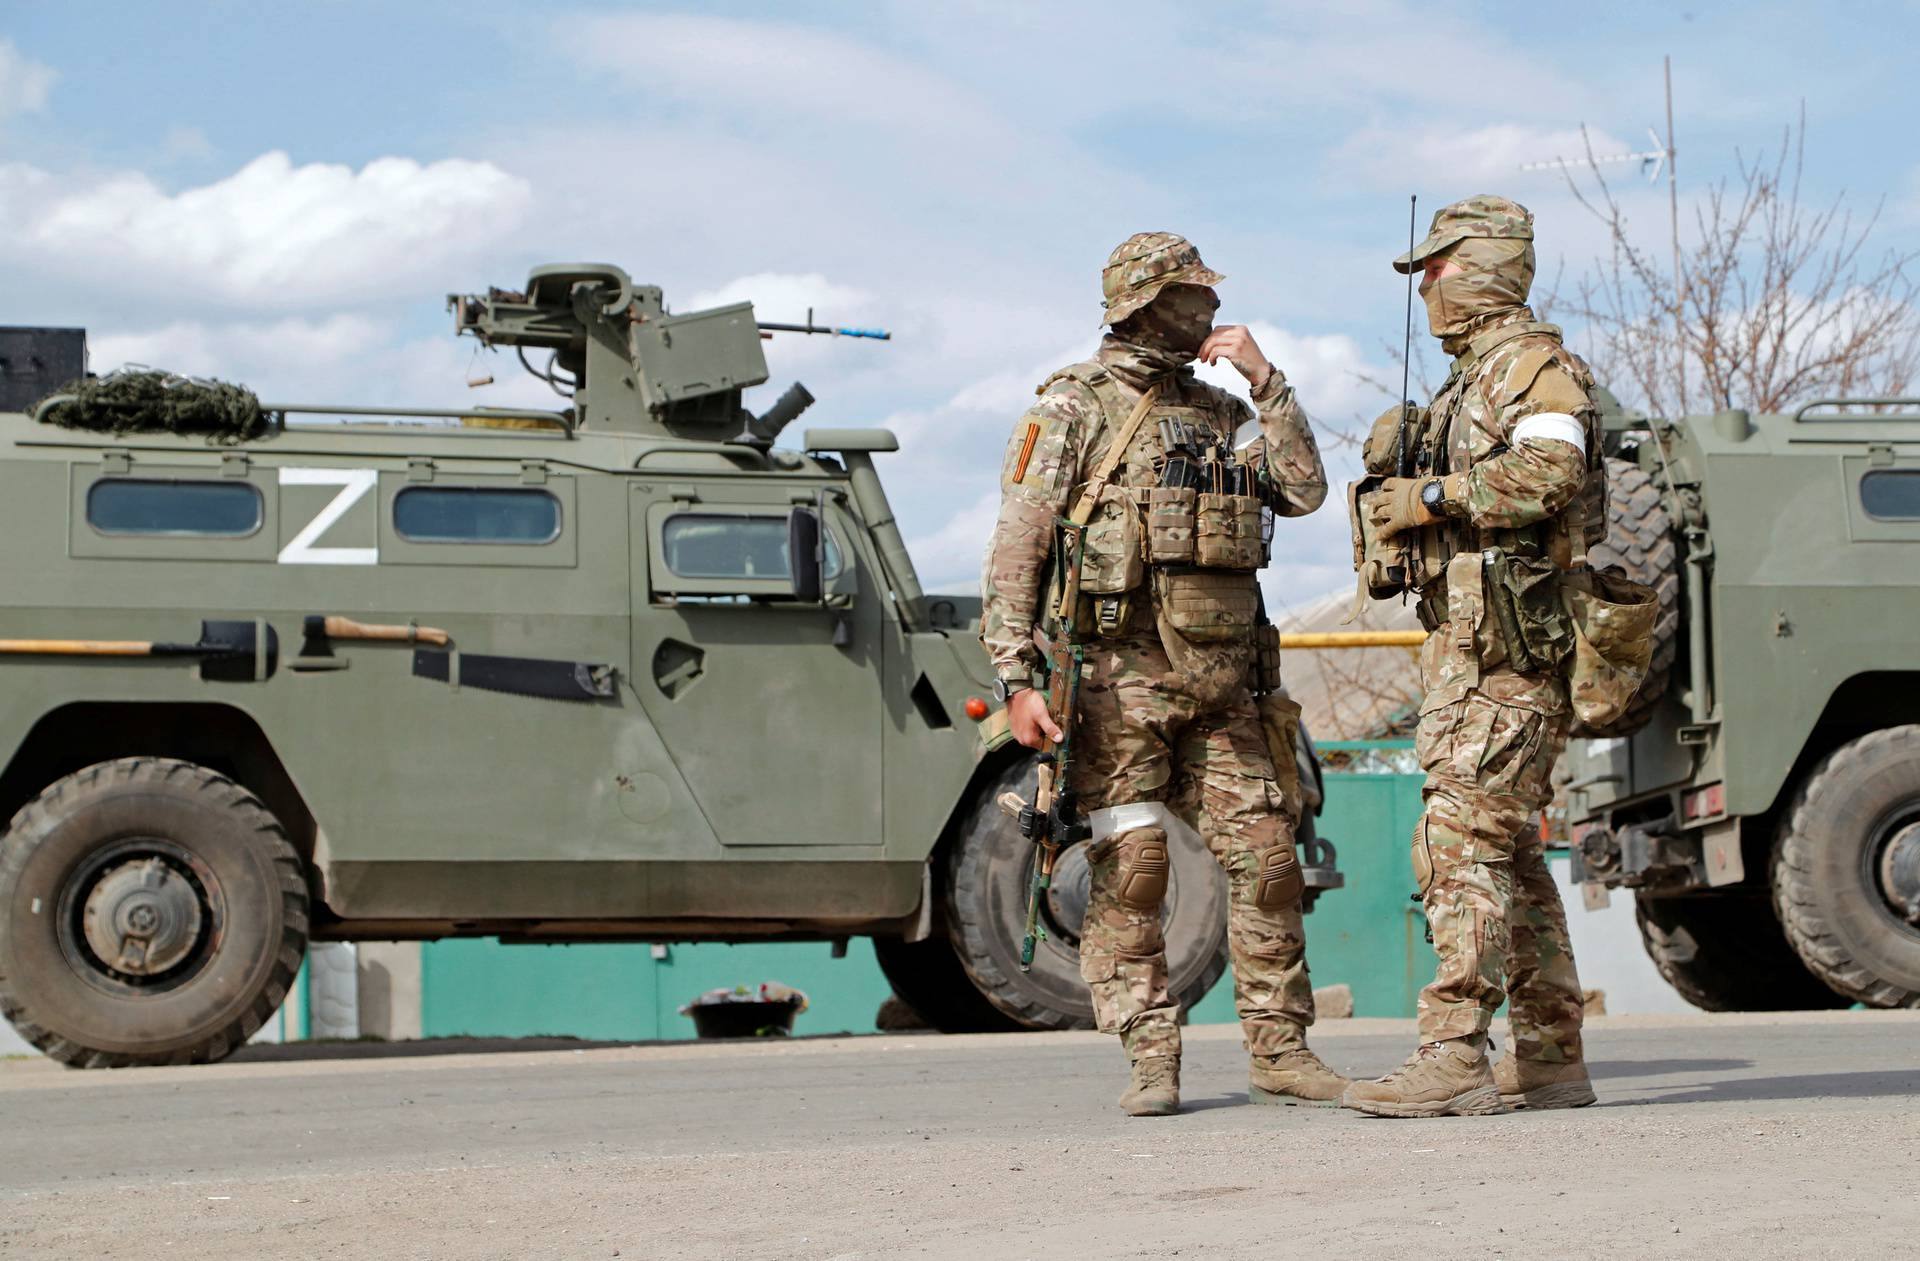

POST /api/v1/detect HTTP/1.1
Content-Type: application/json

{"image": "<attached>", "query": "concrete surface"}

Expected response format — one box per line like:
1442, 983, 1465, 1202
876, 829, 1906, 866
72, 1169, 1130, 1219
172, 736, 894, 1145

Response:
2, 1011, 1916, 1260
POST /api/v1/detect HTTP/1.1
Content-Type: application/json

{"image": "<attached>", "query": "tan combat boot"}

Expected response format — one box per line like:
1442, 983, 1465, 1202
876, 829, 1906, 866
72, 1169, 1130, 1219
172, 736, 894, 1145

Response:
1120, 1055, 1181, 1117
1495, 1056, 1596, 1110
1249, 1047, 1351, 1107
1340, 1036, 1503, 1118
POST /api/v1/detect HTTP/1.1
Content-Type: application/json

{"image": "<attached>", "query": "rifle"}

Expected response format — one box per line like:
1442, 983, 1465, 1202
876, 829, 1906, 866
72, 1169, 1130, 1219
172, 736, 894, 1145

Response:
1000, 518, 1093, 971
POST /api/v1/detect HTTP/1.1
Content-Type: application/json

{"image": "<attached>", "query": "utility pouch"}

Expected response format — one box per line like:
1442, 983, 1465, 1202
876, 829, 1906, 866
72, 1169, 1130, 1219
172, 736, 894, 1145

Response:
1152, 568, 1258, 643
1561, 564, 1657, 726
1079, 484, 1144, 596
1196, 492, 1265, 570
1147, 486, 1198, 565
1253, 622, 1283, 695
1346, 476, 1408, 602
1483, 548, 1574, 675
1256, 690, 1304, 824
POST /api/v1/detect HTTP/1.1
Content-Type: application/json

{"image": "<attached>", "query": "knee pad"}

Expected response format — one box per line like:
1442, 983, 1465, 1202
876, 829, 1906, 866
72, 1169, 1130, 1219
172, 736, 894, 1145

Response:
1114, 829, 1170, 910
1254, 843, 1303, 910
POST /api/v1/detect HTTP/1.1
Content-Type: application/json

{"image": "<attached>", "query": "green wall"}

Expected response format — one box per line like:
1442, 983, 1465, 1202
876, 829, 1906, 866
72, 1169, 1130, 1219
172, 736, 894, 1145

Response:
417, 749, 1430, 1040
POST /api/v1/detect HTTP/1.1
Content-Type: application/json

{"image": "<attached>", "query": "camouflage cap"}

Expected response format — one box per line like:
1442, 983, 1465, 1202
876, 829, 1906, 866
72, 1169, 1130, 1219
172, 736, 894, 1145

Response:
1101, 232, 1225, 325
1393, 194, 1534, 274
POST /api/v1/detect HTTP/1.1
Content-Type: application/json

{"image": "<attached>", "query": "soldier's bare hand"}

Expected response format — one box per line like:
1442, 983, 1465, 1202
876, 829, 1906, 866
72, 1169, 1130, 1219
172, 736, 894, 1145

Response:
1008, 688, 1063, 750
1198, 325, 1274, 390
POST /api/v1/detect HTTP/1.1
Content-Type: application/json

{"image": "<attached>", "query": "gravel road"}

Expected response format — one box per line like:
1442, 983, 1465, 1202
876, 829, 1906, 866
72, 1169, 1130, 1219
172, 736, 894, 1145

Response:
3, 1011, 1916, 1259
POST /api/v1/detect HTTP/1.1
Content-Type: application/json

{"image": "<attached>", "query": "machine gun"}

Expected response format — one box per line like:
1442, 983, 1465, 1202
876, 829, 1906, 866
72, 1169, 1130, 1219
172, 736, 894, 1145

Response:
447, 264, 887, 442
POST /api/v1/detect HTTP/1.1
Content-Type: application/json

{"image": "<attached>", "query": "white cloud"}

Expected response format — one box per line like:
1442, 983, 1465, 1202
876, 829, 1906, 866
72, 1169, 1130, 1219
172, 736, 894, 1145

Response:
0, 41, 55, 124
0, 151, 531, 308
904, 487, 1001, 595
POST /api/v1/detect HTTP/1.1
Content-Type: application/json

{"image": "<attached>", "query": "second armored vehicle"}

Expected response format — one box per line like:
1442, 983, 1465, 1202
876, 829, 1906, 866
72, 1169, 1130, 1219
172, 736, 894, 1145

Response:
1564, 397, 1920, 1010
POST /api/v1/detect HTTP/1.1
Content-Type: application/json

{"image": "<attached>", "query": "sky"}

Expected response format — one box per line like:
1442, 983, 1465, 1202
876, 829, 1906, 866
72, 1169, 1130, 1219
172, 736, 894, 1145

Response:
5, 2, 1918, 606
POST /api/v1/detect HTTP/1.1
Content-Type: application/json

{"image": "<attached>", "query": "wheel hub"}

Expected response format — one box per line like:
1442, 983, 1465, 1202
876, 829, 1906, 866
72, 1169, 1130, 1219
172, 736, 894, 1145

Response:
1879, 821, 1920, 926
82, 857, 204, 976
1047, 844, 1092, 944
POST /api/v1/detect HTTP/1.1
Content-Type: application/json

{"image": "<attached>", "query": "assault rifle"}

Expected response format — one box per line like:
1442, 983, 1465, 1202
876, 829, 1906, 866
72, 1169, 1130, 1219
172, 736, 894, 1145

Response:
1000, 518, 1093, 972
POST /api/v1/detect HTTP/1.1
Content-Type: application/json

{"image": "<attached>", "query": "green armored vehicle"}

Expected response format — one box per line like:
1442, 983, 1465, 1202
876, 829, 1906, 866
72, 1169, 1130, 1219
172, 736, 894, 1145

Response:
1564, 397, 1920, 1010
0, 267, 1337, 1066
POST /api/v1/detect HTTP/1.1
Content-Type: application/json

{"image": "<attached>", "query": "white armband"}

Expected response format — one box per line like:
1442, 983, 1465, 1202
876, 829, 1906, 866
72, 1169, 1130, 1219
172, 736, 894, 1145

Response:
1511, 412, 1586, 454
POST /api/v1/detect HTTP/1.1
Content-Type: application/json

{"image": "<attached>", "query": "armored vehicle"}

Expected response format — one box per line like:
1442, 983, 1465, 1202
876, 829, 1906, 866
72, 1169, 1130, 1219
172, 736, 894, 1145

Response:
0, 266, 1337, 1066
1563, 397, 1920, 1010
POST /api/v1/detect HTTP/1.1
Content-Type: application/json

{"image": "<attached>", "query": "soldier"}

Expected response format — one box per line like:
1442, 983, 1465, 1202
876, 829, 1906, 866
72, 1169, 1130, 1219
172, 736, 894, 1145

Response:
1342, 195, 1604, 1117
981, 232, 1346, 1117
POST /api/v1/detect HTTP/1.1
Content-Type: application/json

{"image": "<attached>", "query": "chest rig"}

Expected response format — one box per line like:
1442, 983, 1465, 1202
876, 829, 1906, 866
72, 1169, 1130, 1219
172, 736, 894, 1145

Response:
1406, 321, 1602, 599
1040, 361, 1269, 642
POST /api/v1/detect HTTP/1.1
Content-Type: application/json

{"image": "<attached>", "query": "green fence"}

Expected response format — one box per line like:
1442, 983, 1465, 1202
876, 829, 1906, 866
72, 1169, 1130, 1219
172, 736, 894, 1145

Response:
416, 742, 1429, 1039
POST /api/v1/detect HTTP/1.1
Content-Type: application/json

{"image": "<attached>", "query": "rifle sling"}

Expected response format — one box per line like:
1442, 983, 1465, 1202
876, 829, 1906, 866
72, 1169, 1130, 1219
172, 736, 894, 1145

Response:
1052, 382, 1162, 624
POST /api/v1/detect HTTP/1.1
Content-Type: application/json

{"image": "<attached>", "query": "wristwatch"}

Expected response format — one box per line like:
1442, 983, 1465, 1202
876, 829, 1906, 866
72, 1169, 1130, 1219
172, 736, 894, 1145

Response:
1420, 477, 1448, 515
993, 672, 1034, 703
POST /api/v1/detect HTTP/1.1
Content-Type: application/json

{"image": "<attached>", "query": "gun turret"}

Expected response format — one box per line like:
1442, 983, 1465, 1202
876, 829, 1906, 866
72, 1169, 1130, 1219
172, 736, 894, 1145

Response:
450, 264, 889, 443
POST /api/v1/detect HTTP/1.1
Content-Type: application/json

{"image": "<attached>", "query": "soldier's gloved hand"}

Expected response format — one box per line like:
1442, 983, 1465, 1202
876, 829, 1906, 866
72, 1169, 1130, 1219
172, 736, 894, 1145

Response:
1362, 403, 1423, 474
1008, 688, 1064, 751
1363, 476, 1443, 540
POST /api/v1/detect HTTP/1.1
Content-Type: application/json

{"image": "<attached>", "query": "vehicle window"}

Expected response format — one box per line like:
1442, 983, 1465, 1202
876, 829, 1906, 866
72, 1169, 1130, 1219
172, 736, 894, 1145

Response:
1860, 470, 1920, 520
392, 487, 561, 543
86, 479, 263, 537
661, 513, 843, 581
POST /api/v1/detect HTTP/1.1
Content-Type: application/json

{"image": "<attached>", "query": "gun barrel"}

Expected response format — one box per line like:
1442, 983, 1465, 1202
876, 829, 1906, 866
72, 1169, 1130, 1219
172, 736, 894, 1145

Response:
756, 321, 892, 340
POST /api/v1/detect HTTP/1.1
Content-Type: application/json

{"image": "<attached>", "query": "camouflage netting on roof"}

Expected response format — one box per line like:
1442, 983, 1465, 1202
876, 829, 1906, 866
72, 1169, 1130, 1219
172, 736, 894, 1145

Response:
33, 369, 279, 444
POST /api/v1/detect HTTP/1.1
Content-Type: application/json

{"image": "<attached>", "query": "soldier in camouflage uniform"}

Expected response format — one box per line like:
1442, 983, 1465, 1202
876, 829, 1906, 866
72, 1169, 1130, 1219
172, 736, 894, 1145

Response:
981, 232, 1347, 1116
1342, 195, 1601, 1117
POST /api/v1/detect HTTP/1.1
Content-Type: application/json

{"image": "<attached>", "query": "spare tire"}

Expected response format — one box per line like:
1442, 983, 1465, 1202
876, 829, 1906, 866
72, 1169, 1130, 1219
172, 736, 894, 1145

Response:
943, 756, 1228, 1031
1573, 457, 1681, 737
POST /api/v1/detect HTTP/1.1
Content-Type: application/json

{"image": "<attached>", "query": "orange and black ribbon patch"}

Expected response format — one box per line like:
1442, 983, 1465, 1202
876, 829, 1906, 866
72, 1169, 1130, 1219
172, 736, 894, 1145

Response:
1012, 421, 1040, 483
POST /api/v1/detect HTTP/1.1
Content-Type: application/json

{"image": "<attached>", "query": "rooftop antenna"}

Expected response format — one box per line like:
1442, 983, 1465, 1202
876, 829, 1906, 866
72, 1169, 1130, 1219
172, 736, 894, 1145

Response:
1518, 55, 1683, 410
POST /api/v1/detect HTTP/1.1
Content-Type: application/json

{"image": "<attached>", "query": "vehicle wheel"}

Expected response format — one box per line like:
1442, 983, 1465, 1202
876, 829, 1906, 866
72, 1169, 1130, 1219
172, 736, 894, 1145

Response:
1572, 457, 1681, 738
945, 756, 1229, 1031
0, 758, 309, 1067
872, 933, 1022, 1033
1634, 892, 1848, 1011
1773, 727, 1920, 1007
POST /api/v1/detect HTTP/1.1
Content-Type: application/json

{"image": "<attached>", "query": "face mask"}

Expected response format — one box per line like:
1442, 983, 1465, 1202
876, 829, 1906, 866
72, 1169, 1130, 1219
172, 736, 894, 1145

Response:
1130, 284, 1219, 356
1418, 238, 1534, 338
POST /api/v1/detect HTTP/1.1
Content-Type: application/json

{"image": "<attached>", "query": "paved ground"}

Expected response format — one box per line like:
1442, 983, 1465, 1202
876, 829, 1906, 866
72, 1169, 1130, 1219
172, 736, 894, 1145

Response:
3, 1011, 1917, 1260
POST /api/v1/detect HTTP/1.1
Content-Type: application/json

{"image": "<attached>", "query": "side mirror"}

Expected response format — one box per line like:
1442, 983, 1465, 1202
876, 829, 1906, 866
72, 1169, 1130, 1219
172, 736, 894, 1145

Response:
787, 506, 823, 603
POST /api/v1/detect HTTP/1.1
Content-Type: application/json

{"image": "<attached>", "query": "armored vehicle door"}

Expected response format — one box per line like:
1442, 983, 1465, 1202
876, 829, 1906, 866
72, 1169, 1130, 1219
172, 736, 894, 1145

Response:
630, 479, 883, 846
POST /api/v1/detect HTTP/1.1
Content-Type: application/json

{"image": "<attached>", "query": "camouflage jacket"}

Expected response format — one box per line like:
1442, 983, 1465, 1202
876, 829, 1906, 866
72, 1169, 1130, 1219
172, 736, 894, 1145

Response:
1424, 308, 1599, 543
980, 336, 1326, 675
1412, 308, 1603, 712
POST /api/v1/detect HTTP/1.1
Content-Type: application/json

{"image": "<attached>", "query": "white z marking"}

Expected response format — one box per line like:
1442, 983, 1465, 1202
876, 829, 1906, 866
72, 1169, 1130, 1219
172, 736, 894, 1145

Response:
277, 467, 379, 565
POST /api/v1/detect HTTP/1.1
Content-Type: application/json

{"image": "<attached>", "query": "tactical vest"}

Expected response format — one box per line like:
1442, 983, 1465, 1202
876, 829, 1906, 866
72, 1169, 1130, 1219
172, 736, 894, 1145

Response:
1039, 361, 1268, 643
1407, 320, 1605, 597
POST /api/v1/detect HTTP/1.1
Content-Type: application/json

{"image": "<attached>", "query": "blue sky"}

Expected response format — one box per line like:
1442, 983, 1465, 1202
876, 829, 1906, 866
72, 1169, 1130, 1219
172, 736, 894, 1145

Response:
4, 2, 1917, 601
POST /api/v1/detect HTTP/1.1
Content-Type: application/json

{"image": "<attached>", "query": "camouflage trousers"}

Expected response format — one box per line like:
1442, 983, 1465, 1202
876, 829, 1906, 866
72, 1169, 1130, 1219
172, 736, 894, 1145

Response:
1413, 640, 1584, 1061
1071, 630, 1314, 1064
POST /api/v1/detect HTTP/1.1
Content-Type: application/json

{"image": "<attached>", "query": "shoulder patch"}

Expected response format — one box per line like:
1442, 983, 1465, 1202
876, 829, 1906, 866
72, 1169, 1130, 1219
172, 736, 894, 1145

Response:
1520, 362, 1592, 415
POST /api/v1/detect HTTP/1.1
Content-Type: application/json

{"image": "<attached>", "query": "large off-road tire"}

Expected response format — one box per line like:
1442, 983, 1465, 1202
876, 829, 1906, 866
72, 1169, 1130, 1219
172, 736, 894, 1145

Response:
944, 756, 1229, 1031
0, 758, 308, 1067
872, 932, 1022, 1033
1634, 892, 1848, 1011
1572, 457, 1682, 738
1773, 727, 1920, 1007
